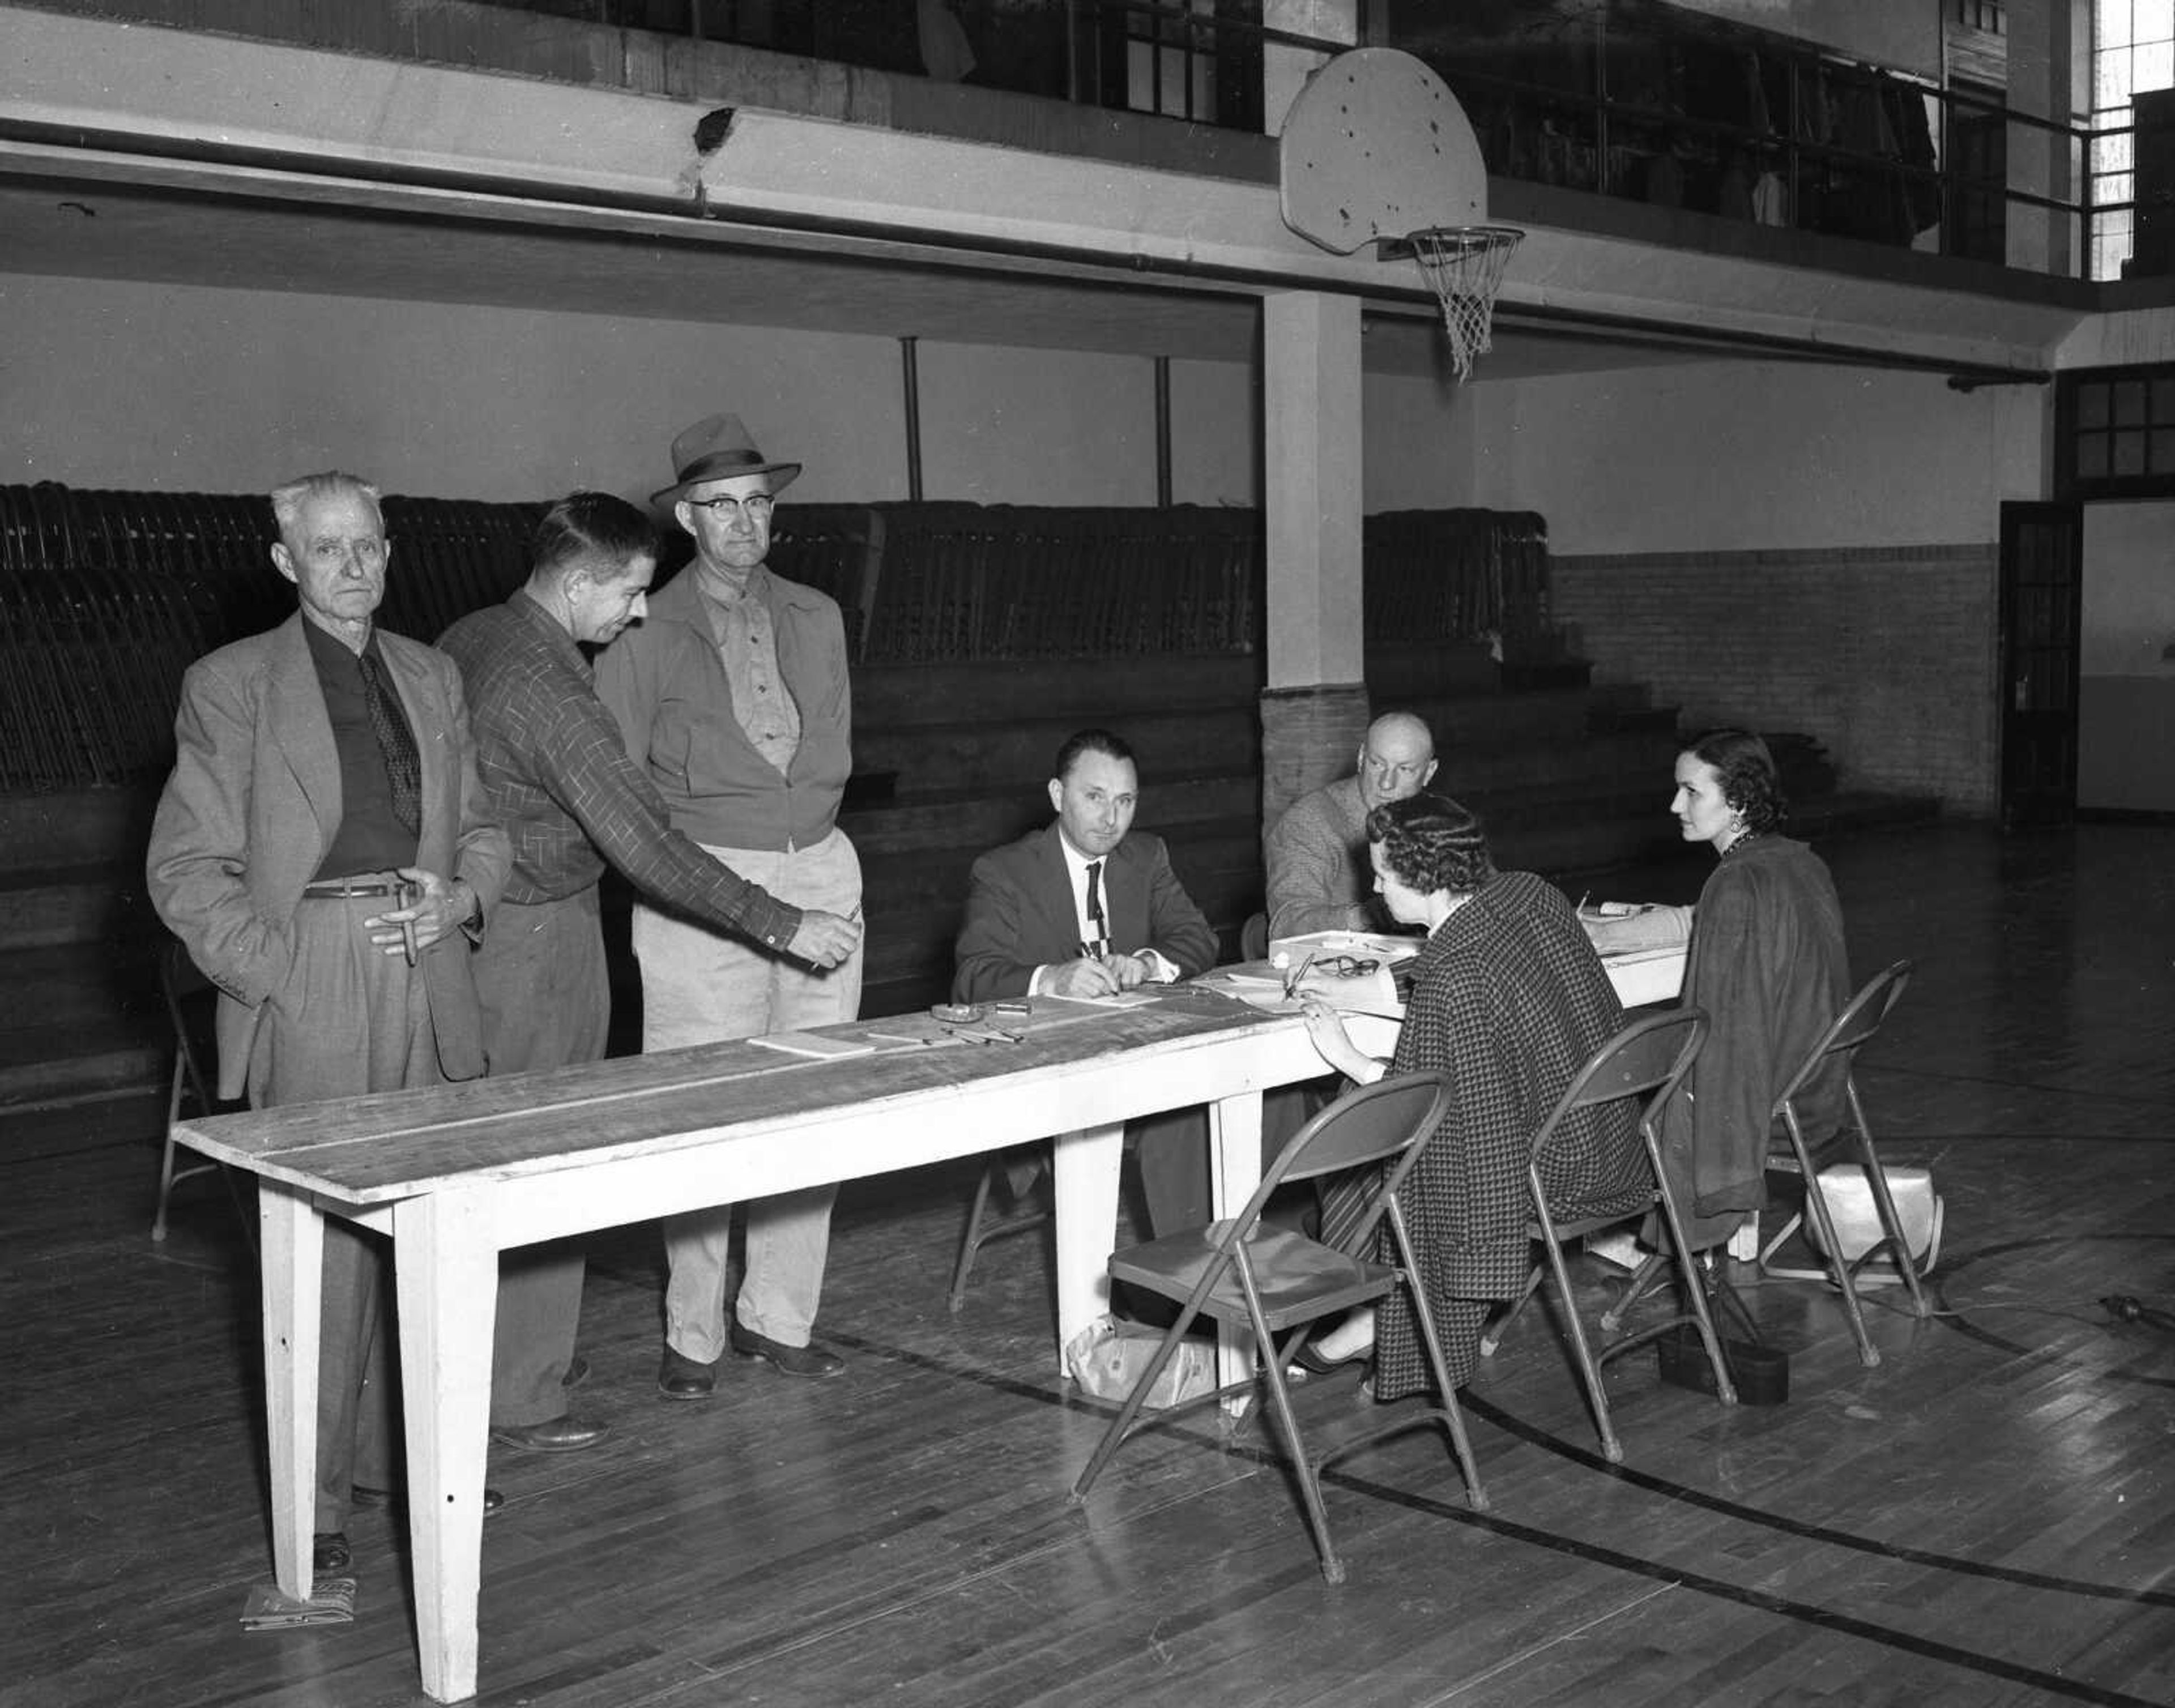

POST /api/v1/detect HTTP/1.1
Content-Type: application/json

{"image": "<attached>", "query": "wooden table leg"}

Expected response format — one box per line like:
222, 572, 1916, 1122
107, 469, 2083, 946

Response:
1050, 1120, 1125, 1373
258, 1182, 322, 1602
1208, 1091, 1264, 1404
394, 1190, 497, 1705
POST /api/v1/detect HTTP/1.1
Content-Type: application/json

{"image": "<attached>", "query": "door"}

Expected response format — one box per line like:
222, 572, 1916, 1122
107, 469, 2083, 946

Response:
1998, 501, 2083, 829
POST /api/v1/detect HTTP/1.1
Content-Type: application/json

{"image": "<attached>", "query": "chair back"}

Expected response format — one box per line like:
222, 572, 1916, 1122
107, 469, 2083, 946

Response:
1772, 959, 1911, 1113
1240, 911, 1269, 962
1232, 1070, 1452, 1256
1534, 1007, 1709, 1147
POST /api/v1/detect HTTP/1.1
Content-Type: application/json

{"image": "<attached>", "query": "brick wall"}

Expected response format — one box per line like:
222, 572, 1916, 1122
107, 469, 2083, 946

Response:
1550, 545, 1999, 814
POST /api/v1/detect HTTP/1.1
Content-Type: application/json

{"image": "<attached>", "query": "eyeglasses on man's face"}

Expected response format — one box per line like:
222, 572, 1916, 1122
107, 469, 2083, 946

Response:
686, 493, 775, 523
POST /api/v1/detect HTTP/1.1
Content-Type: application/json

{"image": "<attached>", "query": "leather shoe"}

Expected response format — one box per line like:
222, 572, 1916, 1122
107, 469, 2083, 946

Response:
561, 1355, 591, 1390
352, 1482, 504, 1515
1287, 1333, 1368, 1379
313, 1531, 352, 1574
728, 1323, 845, 1379
490, 1414, 611, 1453
658, 1347, 717, 1400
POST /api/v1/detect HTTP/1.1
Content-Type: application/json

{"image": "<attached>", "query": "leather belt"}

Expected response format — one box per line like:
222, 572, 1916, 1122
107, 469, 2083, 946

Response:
301, 877, 410, 900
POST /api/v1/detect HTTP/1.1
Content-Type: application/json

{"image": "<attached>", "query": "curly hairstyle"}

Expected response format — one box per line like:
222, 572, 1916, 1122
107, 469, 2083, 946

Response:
1364, 792, 1496, 898
1682, 728, 1786, 834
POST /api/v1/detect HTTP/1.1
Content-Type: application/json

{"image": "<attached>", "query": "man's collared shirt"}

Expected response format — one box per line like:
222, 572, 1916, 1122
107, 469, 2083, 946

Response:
436, 592, 801, 951
696, 562, 802, 779
1029, 832, 1178, 996
301, 617, 419, 879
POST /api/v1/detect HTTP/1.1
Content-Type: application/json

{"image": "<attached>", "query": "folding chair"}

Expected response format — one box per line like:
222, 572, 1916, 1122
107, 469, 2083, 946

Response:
1477, 1008, 1735, 1462
153, 937, 254, 1249
1068, 1070, 1486, 1585
1756, 959, 1931, 1367
945, 1143, 1050, 1311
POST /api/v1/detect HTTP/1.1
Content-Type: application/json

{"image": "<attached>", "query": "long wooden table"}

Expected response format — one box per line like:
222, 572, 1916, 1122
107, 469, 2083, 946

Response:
175, 946, 1681, 1703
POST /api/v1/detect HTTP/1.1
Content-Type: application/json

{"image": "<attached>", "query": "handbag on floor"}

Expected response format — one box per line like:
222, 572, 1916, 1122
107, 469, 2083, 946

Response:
1763, 1163, 1943, 1284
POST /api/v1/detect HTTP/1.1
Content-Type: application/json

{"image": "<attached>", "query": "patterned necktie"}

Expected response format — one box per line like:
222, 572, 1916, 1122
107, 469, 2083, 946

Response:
1084, 859, 1107, 954
357, 648, 422, 836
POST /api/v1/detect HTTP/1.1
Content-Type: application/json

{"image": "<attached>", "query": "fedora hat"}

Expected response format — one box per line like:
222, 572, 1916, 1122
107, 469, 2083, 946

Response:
652, 413, 803, 506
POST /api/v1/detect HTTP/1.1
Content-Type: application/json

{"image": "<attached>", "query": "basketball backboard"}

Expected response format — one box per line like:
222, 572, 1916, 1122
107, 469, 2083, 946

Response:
1278, 48, 1488, 257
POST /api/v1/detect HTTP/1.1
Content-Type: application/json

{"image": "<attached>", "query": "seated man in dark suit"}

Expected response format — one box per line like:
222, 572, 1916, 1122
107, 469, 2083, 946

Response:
954, 728, 1222, 1235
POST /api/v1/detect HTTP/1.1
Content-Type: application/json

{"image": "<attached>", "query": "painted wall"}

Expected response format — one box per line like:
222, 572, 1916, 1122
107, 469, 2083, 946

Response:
1462, 361, 2029, 554
0, 272, 1283, 510
2079, 499, 2175, 811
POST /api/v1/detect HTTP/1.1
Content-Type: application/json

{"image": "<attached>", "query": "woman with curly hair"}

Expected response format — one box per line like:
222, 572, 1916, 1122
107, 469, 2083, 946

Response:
1297, 792, 1650, 1395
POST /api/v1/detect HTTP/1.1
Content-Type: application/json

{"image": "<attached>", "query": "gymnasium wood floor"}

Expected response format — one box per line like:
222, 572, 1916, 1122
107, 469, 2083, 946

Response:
3, 821, 2172, 1708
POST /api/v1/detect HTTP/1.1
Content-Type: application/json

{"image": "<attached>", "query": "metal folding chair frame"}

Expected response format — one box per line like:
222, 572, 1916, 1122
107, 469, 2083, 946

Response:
153, 938, 255, 1250
945, 1144, 1051, 1311
1480, 1007, 1737, 1461
1068, 1070, 1487, 1585
1756, 958, 1931, 1367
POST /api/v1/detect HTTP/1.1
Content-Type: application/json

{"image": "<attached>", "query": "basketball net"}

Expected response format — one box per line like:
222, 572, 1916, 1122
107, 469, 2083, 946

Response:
1406, 225, 1524, 383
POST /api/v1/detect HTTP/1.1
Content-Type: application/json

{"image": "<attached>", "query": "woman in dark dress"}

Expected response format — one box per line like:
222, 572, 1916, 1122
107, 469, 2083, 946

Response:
1299, 794, 1649, 1398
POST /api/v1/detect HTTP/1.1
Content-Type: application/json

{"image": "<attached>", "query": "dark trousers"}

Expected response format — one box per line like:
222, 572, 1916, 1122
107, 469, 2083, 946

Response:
475, 890, 609, 1426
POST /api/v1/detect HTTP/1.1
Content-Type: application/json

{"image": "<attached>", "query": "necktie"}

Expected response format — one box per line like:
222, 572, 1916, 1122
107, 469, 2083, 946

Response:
1084, 859, 1107, 954
357, 648, 422, 836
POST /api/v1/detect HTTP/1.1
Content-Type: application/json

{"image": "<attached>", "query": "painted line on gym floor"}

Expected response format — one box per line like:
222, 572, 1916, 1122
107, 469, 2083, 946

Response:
828, 1329, 2173, 1705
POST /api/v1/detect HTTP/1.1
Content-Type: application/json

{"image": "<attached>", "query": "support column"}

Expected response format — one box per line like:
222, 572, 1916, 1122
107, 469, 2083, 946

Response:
1261, 288, 1367, 831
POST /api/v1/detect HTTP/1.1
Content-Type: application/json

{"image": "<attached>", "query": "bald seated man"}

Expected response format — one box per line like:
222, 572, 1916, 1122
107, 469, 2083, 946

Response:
1264, 711, 1439, 941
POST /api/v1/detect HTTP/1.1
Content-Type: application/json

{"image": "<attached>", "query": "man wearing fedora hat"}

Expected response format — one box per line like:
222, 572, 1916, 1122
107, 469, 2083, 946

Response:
596, 415, 866, 1395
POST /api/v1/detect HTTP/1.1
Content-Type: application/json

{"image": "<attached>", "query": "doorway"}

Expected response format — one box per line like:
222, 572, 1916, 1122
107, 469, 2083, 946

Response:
1997, 501, 2082, 829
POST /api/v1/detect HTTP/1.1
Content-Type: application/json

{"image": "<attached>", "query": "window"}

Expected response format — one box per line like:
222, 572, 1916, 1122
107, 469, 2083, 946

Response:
2093, 2, 2175, 278
2058, 367, 2175, 495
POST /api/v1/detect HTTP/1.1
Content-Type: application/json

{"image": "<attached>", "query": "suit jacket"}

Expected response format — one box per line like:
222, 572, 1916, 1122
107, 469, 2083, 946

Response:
953, 822, 1218, 1002
147, 613, 510, 1098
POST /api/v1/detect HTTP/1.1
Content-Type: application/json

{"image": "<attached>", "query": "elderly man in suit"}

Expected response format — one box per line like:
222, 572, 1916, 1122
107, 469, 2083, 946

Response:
954, 727, 1222, 1235
147, 470, 510, 1581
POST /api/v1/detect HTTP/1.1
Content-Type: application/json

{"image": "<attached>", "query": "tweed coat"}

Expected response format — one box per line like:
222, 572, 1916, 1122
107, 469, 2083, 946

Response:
952, 821, 1218, 1003
1339, 869, 1648, 1399
147, 613, 510, 1099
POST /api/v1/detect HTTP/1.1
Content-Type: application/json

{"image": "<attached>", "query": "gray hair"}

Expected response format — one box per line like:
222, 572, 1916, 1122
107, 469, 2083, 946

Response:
270, 471, 383, 543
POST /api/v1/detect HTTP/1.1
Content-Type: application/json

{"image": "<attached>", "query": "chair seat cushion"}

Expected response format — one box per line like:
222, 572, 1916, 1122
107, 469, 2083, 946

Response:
1108, 1225, 1398, 1332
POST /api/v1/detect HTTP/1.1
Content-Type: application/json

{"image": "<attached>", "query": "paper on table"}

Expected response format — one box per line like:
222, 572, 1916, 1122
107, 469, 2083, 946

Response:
1044, 989, 1161, 1010
1213, 965, 1402, 1018
747, 1031, 878, 1060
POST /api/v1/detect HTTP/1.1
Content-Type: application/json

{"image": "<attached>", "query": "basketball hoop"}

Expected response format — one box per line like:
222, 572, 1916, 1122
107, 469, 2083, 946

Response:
1401, 225, 1524, 383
